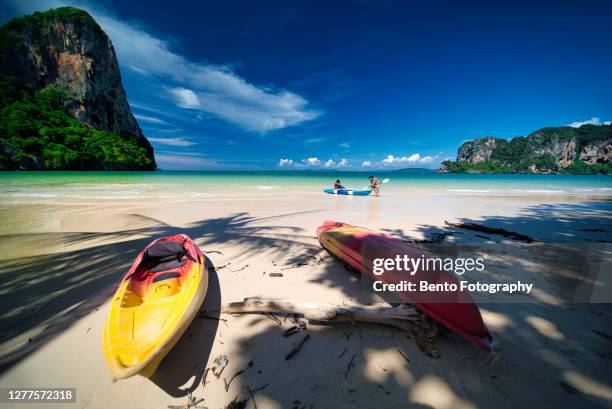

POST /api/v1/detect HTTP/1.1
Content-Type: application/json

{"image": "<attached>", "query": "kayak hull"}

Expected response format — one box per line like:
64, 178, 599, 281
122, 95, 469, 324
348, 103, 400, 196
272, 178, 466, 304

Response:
317, 220, 498, 352
102, 234, 208, 380
324, 188, 371, 196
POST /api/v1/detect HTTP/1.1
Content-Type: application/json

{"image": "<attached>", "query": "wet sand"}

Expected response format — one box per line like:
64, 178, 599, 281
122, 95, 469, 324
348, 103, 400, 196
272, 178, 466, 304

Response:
0, 192, 611, 409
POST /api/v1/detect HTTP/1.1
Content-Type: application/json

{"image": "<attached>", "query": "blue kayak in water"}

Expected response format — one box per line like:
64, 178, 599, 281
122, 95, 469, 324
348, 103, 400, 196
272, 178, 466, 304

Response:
324, 188, 371, 196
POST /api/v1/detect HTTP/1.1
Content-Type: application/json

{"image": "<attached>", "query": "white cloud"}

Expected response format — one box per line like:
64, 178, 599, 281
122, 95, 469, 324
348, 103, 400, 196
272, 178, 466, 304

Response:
382, 154, 418, 165
155, 153, 215, 169
128, 65, 149, 76
4, 0, 320, 133
148, 137, 196, 147
419, 156, 435, 164
566, 117, 611, 128
134, 114, 169, 125
278, 158, 294, 167
381, 153, 435, 166
168, 87, 200, 108
321, 158, 350, 168
303, 157, 321, 166
339, 142, 351, 149
362, 160, 373, 168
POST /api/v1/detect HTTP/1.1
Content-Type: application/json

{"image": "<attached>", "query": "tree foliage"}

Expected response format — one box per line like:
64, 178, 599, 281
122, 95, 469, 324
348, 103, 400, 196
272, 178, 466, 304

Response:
0, 75, 153, 170
443, 125, 611, 174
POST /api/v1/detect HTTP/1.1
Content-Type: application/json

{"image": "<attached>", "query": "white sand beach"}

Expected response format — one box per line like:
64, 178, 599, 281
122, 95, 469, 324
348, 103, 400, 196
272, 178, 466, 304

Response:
0, 188, 611, 409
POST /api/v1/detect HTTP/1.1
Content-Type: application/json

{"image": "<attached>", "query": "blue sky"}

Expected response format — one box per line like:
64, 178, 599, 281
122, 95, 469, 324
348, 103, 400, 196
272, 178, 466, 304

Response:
3, 0, 612, 170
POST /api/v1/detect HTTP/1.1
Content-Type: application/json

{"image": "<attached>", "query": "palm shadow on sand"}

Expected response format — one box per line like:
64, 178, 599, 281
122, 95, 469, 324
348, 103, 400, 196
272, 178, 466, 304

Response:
0, 202, 611, 408
149, 256, 221, 397
0, 211, 322, 373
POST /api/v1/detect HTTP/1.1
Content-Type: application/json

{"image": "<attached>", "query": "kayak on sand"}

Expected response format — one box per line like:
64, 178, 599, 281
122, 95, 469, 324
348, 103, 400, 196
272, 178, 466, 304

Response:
316, 220, 499, 352
324, 188, 371, 196
102, 234, 208, 380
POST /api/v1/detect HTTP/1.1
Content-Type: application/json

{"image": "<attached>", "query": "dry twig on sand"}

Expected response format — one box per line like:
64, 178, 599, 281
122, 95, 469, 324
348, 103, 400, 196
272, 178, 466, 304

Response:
285, 334, 310, 360
444, 220, 534, 242
221, 297, 440, 357
224, 360, 254, 392
222, 297, 420, 330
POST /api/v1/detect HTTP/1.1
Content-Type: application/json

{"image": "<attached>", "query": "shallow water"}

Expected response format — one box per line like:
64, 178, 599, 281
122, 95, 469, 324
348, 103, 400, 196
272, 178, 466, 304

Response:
0, 170, 610, 204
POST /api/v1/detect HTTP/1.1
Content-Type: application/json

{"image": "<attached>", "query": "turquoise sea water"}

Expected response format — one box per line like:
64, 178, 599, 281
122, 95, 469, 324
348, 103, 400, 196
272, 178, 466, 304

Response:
0, 171, 610, 204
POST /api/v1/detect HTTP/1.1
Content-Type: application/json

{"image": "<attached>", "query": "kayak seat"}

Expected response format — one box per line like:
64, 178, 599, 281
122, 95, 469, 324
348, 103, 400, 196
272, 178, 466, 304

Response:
149, 257, 186, 273
144, 240, 187, 273
145, 241, 185, 262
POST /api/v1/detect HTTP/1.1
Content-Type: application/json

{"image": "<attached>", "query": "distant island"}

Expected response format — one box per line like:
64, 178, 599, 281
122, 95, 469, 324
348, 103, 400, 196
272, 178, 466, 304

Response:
0, 7, 155, 170
440, 124, 611, 175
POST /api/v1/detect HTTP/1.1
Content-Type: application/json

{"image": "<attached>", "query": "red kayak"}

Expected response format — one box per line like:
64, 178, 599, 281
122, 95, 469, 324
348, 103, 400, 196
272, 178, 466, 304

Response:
317, 220, 498, 351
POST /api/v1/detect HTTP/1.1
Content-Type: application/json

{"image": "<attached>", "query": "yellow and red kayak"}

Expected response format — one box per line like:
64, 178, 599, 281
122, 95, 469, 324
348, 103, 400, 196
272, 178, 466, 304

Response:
317, 221, 498, 352
102, 234, 208, 380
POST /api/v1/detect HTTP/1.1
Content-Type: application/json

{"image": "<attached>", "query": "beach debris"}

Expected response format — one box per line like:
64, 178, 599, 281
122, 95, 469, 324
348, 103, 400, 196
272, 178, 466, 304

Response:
86, 327, 91, 333
211, 355, 229, 378
559, 381, 581, 395
198, 310, 228, 323
224, 360, 254, 392
224, 397, 247, 409
377, 384, 391, 395
281, 254, 322, 270
221, 298, 440, 357
250, 382, 270, 393
216, 263, 231, 271
206, 250, 224, 255
230, 265, 249, 272
444, 220, 534, 243
201, 368, 210, 389
269, 272, 284, 277
167, 395, 206, 409
283, 321, 306, 337
414, 334, 441, 359
344, 353, 357, 379
285, 334, 310, 360
239, 340, 253, 350
343, 331, 353, 341
246, 386, 258, 409
337, 347, 348, 359
265, 313, 283, 325
222, 297, 420, 327
592, 329, 612, 343
396, 348, 411, 363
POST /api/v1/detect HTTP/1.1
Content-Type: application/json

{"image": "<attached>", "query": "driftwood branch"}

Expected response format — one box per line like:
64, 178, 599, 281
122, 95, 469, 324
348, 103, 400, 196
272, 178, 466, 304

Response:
221, 297, 421, 332
444, 220, 534, 242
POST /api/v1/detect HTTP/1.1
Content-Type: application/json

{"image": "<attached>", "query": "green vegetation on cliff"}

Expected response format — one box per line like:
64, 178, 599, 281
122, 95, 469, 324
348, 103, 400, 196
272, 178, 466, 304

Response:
441, 158, 611, 175
0, 8, 99, 61
0, 76, 153, 170
441, 125, 611, 175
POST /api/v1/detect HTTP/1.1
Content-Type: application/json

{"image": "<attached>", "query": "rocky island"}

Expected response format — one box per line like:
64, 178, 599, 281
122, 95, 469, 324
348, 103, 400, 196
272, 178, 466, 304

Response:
0, 7, 156, 170
440, 124, 611, 174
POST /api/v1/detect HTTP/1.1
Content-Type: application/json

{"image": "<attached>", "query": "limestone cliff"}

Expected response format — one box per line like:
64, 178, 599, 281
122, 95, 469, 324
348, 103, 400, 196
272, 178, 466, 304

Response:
440, 124, 611, 174
0, 7, 156, 170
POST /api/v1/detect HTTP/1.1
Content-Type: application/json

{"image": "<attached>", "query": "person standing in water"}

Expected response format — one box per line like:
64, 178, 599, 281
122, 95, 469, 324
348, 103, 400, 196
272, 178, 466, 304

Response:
368, 175, 381, 196
334, 179, 344, 189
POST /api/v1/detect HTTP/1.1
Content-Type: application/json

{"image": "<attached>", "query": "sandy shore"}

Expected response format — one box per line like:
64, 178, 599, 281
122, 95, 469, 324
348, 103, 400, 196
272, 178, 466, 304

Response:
0, 192, 611, 409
